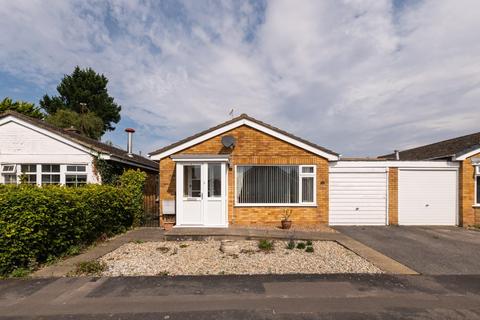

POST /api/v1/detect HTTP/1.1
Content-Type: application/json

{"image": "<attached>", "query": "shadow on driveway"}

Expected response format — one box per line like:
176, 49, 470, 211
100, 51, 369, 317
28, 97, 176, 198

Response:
334, 226, 480, 275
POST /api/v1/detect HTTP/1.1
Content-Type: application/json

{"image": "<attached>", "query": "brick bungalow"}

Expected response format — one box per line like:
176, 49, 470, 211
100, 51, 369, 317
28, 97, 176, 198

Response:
150, 114, 478, 228
149, 114, 339, 228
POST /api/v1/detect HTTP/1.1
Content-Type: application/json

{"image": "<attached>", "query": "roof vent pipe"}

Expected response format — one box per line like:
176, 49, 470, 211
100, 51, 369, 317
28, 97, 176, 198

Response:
125, 128, 135, 157
394, 150, 400, 160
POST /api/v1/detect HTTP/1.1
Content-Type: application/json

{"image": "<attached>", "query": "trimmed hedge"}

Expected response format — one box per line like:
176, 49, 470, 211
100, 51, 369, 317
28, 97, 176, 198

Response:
0, 169, 146, 276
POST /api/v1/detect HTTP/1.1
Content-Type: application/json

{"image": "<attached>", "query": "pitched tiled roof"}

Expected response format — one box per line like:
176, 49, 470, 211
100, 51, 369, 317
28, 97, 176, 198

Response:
380, 131, 480, 160
0, 111, 158, 171
149, 113, 339, 157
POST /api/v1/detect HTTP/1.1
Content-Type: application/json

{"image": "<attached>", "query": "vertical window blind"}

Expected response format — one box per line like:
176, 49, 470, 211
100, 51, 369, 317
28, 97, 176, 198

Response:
236, 165, 315, 204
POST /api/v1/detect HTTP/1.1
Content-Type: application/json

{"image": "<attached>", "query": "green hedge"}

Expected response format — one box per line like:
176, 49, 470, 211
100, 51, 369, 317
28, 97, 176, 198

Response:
0, 169, 146, 276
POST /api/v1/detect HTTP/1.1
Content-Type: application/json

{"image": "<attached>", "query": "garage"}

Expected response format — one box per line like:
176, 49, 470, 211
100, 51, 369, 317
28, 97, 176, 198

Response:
398, 169, 458, 225
329, 169, 388, 225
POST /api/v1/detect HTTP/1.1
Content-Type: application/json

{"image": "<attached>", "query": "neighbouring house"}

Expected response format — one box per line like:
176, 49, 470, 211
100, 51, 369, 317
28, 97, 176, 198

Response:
149, 113, 475, 228
0, 111, 159, 187
380, 132, 480, 226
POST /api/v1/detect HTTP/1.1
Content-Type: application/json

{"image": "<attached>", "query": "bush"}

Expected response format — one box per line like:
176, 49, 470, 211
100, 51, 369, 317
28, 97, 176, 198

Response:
258, 239, 274, 251
0, 169, 146, 276
296, 242, 306, 249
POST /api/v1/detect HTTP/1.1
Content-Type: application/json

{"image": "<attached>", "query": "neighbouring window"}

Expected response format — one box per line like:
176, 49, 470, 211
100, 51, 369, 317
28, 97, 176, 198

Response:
236, 165, 316, 205
41, 164, 61, 185
1, 164, 16, 174
3, 174, 17, 185
183, 165, 201, 197
476, 166, 479, 205
65, 164, 87, 187
1, 164, 17, 184
21, 164, 37, 185
208, 164, 221, 197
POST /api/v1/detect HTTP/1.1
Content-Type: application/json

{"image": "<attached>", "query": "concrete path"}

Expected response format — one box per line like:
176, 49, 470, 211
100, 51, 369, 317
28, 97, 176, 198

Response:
1, 274, 480, 319
335, 226, 480, 275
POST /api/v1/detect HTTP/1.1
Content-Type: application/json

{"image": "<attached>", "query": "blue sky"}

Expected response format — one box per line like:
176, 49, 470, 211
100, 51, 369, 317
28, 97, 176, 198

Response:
1, 0, 479, 157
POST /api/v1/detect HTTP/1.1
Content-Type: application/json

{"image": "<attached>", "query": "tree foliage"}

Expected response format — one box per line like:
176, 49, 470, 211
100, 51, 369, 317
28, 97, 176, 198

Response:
45, 109, 104, 140
0, 97, 43, 119
40, 66, 121, 135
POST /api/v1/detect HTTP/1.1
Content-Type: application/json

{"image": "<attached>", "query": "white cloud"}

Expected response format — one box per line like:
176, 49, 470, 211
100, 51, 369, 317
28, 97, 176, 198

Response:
0, 0, 479, 156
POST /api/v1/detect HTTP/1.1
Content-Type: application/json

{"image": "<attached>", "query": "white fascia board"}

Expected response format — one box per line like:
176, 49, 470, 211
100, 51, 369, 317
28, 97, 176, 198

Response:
172, 158, 230, 162
454, 148, 480, 161
330, 160, 460, 169
149, 118, 339, 161
0, 116, 101, 157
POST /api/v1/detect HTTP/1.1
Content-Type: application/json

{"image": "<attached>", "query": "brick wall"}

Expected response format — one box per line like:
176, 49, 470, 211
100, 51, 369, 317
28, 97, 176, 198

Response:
388, 167, 398, 225
159, 125, 330, 227
459, 154, 480, 226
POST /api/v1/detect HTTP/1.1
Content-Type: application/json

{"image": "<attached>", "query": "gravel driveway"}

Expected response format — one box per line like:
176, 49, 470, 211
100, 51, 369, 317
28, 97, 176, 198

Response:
100, 240, 382, 276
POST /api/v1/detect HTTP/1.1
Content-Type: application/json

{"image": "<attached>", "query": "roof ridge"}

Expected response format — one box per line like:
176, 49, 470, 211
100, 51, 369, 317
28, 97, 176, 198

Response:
0, 111, 158, 170
148, 114, 338, 157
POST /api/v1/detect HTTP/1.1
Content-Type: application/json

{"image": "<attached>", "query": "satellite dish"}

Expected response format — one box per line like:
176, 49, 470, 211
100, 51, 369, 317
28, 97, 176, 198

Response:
221, 135, 236, 148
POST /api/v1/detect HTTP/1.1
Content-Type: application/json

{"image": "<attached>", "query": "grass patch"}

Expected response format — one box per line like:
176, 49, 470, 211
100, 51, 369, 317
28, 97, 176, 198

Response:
9, 268, 31, 278
296, 242, 306, 249
258, 239, 274, 251
72, 260, 107, 276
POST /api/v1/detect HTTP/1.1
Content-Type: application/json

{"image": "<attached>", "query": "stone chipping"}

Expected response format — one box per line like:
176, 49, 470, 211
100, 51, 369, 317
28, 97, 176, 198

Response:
100, 240, 382, 276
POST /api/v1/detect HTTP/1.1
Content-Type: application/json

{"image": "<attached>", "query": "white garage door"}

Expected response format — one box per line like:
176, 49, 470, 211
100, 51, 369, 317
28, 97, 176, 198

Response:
329, 170, 388, 225
398, 169, 457, 225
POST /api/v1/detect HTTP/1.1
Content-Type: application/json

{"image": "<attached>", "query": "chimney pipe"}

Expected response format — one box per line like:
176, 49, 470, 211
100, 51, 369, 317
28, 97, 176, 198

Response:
394, 150, 400, 160
125, 128, 135, 156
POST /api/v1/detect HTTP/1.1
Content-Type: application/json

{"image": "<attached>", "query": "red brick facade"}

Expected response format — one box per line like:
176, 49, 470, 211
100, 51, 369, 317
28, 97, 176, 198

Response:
159, 125, 330, 227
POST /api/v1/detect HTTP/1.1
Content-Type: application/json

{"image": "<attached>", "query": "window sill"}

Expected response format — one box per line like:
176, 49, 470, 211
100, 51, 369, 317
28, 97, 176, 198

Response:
473, 205, 480, 208
234, 204, 317, 208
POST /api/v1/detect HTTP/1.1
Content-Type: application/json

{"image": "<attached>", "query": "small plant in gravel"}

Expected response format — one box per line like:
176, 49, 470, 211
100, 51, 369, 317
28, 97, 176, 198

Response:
179, 244, 188, 248
305, 246, 314, 253
306, 240, 313, 246
156, 246, 169, 253
132, 240, 145, 244
170, 248, 178, 255
296, 242, 306, 249
240, 249, 256, 255
156, 271, 169, 276
258, 239, 274, 251
73, 260, 107, 276
286, 239, 295, 250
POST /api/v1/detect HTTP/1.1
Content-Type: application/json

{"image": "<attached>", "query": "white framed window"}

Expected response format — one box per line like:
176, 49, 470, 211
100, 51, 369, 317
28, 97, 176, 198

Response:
65, 164, 87, 187
1, 164, 17, 184
21, 164, 37, 185
41, 164, 61, 185
235, 165, 316, 206
1, 164, 16, 174
475, 165, 479, 205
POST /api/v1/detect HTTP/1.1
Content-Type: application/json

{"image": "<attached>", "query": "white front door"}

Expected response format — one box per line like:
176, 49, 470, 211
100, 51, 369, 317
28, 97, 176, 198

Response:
176, 162, 227, 227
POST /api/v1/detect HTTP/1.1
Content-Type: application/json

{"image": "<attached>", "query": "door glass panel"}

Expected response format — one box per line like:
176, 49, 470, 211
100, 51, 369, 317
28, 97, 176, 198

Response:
183, 165, 201, 198
208, 164, 221, 197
